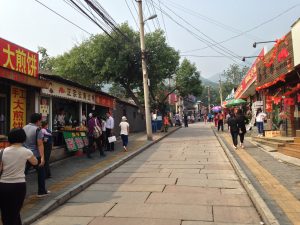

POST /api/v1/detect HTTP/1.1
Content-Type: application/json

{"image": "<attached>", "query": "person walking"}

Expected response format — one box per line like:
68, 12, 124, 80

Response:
0, 128, 38, 225
101, 117, 107, 151
41, 121, 52, 178
236, 109, 247, 148
87, 113, 105, 158
256, 108, 267, 137
105, 112, 115, 151
228, 112, 239, 150
217, 111, 224, 132
203, 114, 207, 124
226, 113, 231, 130
119, 116, 129, 152
23, 113, 50, 197
183, 114, 188, 127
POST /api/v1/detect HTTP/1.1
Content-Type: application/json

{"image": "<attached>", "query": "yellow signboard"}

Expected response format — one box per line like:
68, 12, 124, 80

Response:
10, 86, 26, 129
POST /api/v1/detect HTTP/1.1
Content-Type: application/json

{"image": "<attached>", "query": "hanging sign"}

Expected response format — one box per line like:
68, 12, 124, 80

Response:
0, 38, 38, 78
95, 94, 115, 108
10, 86, 26, 129
41, 81, 95, 104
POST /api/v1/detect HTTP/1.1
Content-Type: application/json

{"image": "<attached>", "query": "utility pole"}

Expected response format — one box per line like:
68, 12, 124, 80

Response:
219, 76, 223, 108
137, 0, 153, 141
207, 86, 211, 113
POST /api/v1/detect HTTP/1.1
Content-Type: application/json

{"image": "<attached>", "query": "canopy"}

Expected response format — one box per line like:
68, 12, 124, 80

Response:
211, 106, 221, 112
226, 99, 247, 107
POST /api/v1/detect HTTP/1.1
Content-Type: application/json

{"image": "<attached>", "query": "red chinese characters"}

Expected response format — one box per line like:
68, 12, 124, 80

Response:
0, 38, 39, 77
10, 86, 26, 129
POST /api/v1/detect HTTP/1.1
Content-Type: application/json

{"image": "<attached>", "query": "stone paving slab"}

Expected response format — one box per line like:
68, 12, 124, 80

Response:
106, 203, 213, 221
89, 217, 181, 225
105, 172, 171, 178
162, 168, 201, 174
52, 203, 114, 217
132, 177, 177, 185
68, 191, 150, 203
169, 172, 207, 178
182, 222, 258, 225
213, 206, 261, 223
163, 185, 221, 195
34, 216, 93, 225
95, 177, 136, 184
87, 183, 165, 192
177, 178, 241, 188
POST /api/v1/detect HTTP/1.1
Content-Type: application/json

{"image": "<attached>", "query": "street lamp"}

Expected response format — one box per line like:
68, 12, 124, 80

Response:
253, 40, 276, 48
137, 0, 156, 141
242, 56, 261, 62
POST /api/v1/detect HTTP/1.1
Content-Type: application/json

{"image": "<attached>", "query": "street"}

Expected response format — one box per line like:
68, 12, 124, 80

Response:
33, 123, 263, 225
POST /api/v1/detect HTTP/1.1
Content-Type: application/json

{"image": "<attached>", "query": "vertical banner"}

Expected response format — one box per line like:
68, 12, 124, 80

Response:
10, 86, 26, 129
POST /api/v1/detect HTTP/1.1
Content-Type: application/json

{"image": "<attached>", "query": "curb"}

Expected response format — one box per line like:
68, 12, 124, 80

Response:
212, 129, 280, 225
24, 127, 181, 225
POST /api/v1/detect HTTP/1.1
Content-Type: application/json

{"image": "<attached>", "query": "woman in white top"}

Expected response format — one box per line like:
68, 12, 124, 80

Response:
0, 128, 37, 225
255, 108, 267, 137
119, 116, 129, 152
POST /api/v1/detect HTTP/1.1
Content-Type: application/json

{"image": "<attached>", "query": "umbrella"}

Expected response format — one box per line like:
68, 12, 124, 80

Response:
226, 99, 247, 107
211, 106, 221, 112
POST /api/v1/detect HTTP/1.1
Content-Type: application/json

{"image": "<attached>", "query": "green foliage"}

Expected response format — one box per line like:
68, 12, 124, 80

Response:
38, 47, 55, 72
175, 59, 203, 97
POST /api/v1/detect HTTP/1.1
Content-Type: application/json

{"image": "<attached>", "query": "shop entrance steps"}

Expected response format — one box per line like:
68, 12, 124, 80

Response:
278, 137, 300, 159
251, 136, 294, 149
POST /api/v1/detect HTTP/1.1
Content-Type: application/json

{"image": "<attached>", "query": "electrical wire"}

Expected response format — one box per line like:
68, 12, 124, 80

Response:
145, 0, 157, 29
33, 0, 91, 35
157, 0, 169, 43
182, 3, 300, 53
125, 0, 140, 30
148, 0, 162, 30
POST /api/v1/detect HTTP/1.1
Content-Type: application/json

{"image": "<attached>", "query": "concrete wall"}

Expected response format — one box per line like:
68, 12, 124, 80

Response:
113, 100, 145, 135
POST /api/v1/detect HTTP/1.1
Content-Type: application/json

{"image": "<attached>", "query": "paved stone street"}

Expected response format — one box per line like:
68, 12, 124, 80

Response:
33, 123, 262, 225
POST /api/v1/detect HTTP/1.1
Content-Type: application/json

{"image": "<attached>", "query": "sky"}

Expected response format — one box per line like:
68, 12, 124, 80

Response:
0, 0, 299, 79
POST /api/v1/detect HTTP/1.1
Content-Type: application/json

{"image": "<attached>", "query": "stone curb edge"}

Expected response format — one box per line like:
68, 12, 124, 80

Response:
212, 129, 280, 225
24, 127, 181, 225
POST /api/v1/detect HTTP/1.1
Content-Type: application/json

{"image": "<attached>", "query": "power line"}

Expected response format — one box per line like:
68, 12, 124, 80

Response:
180, 55, 240, 58
145, 0, 157, 29
182, 3, 300, 53
149, 0, 162, 29
125, 0, 140, 30
33, 0, 91, 35
157, 0, 169, 43
154, 1, 248, 64
131, 0, 151, 33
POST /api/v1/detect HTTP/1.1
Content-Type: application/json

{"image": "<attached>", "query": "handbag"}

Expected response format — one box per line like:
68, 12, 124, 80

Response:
108, 136, 116, 143
93, 119, 102, 138
0, 149, 4, 177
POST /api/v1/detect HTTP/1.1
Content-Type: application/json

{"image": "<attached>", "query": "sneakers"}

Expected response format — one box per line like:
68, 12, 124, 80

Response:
233, 145, 237, 150
123, 146, 128, 152
37, 190, 51, 198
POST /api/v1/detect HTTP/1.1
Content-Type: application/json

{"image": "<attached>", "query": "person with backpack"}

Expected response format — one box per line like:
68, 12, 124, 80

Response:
228, 112, 239, 150
23, 113, 50, 197
87, 113, 105, 158
217, 111, 224, 131
0, 128, 38, 225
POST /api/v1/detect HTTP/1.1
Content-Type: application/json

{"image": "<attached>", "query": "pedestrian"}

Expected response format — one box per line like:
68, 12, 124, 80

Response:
87, 113, 105, 158
217, 111, 224, 132
175, 113, 181, 126
101, 117, 107, 151
256, 108, 267, 137
214, 113, 218, 127
119, 116, 129, 151
228, 112, 239, 150
183, 114, 188, 127
41, 121, 52, 178
203, 114, 207, 124
0, 128, 38, 225
236, 109, 247, 148
226, 113, 231, 130
105, 112, 115, 151
23, 113, 50, 197
163, 114, 170, 132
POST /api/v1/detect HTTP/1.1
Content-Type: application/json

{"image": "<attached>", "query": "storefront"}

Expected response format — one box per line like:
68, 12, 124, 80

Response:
0, 38, 48, 147
256, 31, 299, 136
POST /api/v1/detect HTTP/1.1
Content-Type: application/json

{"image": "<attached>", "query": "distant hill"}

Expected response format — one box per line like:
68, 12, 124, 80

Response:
206, 73, 223, 83
200, 76, 218, 88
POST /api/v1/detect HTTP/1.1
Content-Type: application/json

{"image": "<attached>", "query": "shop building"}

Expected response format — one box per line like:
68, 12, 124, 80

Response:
0, 38, 48, 148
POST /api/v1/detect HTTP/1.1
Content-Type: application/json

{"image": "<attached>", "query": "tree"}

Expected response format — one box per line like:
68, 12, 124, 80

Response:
38, 47, 55, 72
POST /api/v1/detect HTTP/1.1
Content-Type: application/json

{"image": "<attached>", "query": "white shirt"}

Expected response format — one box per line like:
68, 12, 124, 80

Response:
256, 112, 267, 122
106, 116, 114, 129
0, 145, 33, 183
119, 121, 129, 135
102, 120, 106, 131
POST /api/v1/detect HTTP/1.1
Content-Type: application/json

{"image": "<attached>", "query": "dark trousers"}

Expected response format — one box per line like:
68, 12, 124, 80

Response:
218, 120, 224, 131
0, 182, 26, 225
239, 132, 245, 143
184, 120, 188, 127
88, 136, 105, 156
44, 142, 52, 178
121, 134, 128, 147
230, 131, 238, 147
106, 129, 114, 151
25, 157, 47, 195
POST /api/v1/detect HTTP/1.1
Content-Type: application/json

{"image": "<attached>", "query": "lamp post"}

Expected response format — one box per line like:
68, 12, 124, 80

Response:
207, 86, 211, 113
136, 0, 157, 141
253, 40, 276, 48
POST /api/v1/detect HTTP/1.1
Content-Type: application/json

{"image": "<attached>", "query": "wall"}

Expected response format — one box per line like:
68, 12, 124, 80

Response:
292, 19, 300, 68
113, 100, 145, 135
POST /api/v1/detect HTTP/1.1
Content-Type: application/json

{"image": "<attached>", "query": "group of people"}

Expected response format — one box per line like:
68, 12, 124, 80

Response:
0, 111, 130, 225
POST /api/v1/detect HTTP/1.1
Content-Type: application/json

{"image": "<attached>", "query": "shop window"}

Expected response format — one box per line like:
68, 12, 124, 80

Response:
0, 94, 8, 135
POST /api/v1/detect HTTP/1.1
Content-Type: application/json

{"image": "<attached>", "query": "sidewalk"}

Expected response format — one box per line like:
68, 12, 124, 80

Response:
20, 127, 179, 224
33, 123, 263, 225
216, 128, 300, 225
